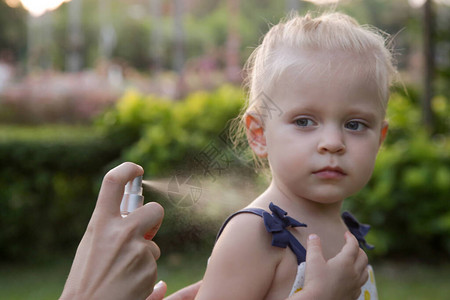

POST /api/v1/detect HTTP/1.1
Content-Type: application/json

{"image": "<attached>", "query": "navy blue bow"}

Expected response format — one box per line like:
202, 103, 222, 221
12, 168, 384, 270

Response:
342, 211, 374, 250
262, 202, 307, 248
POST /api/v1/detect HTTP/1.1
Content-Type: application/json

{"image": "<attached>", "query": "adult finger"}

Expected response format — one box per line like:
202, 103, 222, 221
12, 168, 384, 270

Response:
96, 162, 144, 216
146, 281, 167, 300
164, 281, 203, 300
127, 202, 164, 239
305, 234, 325, 265
148, 241, 161, 261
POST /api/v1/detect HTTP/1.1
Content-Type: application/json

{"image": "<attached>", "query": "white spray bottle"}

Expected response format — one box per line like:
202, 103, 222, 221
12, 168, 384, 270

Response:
120, 175, 144, 217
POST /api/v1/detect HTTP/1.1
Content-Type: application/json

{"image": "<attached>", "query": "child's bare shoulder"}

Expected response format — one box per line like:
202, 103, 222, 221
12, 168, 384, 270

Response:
198, 212, 284, 300
215, 211, 277, 255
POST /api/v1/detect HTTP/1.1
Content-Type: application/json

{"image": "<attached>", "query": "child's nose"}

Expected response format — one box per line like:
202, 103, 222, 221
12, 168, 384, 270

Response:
317, 127, 346, 154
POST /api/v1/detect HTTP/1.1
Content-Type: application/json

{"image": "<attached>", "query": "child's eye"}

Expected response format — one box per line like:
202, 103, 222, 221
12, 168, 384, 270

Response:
345, 121, 366, 131
295, 118, 315, 127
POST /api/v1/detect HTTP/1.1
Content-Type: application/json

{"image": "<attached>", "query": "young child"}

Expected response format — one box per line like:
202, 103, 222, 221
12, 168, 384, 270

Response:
195, 12, 396, 300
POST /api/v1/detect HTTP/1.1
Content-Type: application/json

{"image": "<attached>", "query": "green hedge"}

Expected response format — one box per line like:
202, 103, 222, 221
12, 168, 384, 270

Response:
97, 84, 247, 176
0, 126, 123, 261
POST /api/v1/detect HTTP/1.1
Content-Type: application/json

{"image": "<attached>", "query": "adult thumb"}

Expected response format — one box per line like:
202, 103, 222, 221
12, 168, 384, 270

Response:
146, 281, 167, 300
305, 234, 325, 265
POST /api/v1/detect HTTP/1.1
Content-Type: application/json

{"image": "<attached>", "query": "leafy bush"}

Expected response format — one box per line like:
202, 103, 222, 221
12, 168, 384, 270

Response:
97, 85, 247, 253
0, 126, 123, 261
98, 84, 245, 176
345, 93, 449, 261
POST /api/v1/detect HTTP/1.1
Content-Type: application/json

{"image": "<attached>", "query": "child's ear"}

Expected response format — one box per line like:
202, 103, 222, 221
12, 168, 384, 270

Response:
379, 121, 389, 146
245, 113, 267, 158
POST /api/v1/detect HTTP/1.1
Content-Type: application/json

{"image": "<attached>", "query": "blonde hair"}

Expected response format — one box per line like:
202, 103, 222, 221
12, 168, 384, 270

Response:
232, 12, 397, 169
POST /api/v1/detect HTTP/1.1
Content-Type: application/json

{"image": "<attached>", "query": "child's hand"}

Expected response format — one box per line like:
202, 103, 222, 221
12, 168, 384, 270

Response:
60, 162, 164, 300
291, 232, 368, 300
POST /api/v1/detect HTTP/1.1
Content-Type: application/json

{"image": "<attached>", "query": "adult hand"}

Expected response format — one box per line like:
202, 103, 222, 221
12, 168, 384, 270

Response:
147, 280, 202, 300
60, 162, 164, 300
289, 232, 368, 300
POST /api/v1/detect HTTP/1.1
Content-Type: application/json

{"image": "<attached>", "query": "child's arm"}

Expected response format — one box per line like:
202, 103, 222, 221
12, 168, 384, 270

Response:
195, 213, 283, 300
288, 232, 369, 300
150, 233, 368, 300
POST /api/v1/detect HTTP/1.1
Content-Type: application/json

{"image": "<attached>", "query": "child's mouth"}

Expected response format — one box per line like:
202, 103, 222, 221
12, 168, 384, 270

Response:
313, 166, 346, 179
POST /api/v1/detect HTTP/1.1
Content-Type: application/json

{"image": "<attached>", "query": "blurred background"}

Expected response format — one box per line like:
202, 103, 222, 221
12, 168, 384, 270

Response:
0, 0, 448, 299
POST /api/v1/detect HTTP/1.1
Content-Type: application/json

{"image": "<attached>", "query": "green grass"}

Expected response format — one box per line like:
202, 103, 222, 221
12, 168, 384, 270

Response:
156, 250, 208, 296
0, 257, 71, 300
0, 125, 103, 142
375, 262, 450, 300
0, 253, 449, 300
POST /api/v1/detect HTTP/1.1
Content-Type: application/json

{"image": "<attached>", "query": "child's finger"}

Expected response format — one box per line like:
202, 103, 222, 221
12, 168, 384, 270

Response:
354, 248, 369, 273
358, 266, 369, 287
337, 231, 360, 262
164, 280, 203, 300
128, 202, 164, 239
305, 234, 326, 265
146, 280, 167, 300
96, 162, 144, 217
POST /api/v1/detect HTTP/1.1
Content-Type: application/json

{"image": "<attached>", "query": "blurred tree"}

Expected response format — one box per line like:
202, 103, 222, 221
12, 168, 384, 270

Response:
66, 0, 84, 72
149, 0, 163, 72
423, 0, 435, 131
98, 0, 116, 61
0, 0, 26, 64
435, 3, 450, 105
225, 0, 241, 83
1, 0, 447, 105
173, 0, 185, 73
26, 11, 55, 71
173, 0, 186, 98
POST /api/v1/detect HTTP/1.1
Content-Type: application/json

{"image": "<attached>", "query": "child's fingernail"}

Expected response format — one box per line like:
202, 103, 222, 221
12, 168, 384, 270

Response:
308, 234, 318, 240
154, 280, 165, 290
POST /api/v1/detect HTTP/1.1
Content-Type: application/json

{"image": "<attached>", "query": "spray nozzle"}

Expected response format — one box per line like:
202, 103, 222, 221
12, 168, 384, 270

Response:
120, 175, 144, 217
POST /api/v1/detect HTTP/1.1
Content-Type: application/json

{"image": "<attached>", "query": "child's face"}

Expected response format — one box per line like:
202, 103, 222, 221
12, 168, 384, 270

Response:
252, 57, 388, 204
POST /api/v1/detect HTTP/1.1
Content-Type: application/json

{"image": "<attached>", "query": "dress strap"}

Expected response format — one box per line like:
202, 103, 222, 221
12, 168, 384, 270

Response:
342, 211, 375, 250
215, 207, 267, 242
216, 203, 308, 265
215, 204, 374, 265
